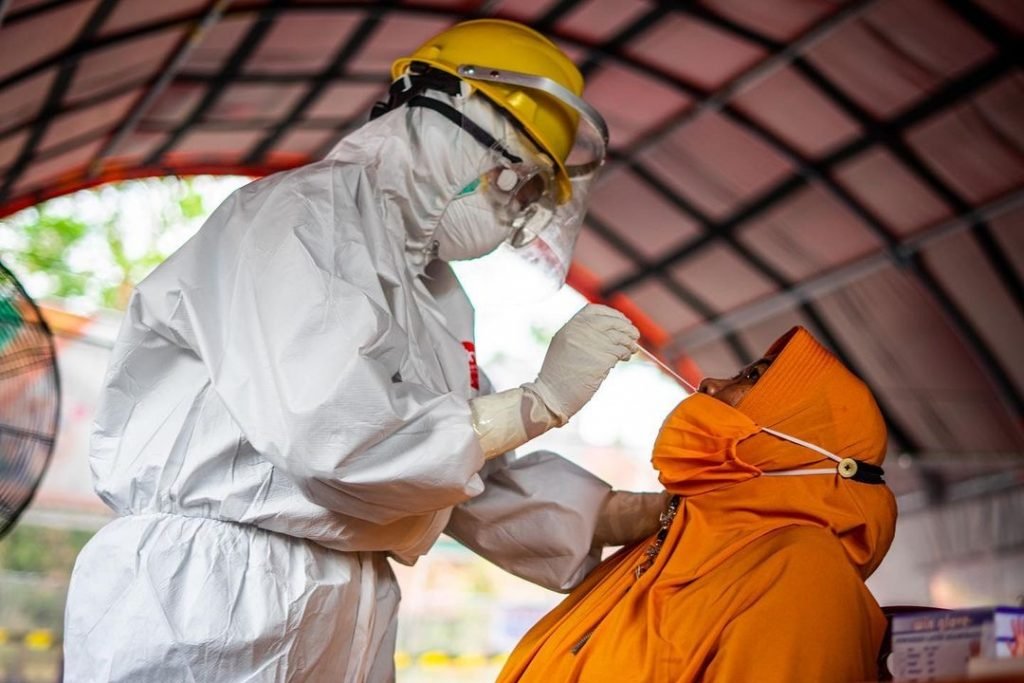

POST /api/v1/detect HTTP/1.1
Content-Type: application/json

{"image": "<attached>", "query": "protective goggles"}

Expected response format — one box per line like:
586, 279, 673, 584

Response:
377, 61, 609, 288
454, 64, 609, 287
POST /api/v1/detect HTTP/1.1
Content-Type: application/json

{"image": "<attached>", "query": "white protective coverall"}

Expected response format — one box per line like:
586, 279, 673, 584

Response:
63, 91, 614, 681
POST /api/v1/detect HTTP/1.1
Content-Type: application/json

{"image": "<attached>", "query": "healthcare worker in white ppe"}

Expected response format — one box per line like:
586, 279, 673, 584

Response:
63, 19, 668, 682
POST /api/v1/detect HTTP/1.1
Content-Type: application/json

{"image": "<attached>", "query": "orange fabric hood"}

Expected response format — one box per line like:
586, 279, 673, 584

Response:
653, 326, 897, 579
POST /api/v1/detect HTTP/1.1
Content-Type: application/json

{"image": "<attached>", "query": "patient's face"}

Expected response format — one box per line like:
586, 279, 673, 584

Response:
698, 355, 775, 407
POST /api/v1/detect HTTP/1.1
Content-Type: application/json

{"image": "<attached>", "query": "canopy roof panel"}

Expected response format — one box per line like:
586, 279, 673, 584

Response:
1, 0, 1022, 477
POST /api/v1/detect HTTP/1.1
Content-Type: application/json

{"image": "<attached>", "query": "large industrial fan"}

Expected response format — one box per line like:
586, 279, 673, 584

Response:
0, 260, 59, 539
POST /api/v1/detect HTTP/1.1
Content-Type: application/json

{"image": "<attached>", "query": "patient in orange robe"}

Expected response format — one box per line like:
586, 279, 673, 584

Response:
498, 326, 897, 683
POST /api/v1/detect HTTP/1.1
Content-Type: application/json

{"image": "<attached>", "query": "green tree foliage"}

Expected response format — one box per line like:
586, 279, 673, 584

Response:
18, 213, 90, 298
0, 525, 93, 577
0, 176, 246, 311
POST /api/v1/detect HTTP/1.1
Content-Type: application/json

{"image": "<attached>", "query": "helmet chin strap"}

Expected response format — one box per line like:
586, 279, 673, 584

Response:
371, 64, 523, 164
405, 96, 521, 164
371, 62, 461, 120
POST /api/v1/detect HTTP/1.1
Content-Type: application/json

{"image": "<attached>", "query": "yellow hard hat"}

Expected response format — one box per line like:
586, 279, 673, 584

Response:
392, 19, 585, 202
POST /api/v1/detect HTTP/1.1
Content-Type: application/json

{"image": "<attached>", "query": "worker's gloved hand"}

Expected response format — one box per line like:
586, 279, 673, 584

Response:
593, 490, 673, 548
469, 304, 639, 460
524, 304, 640, 425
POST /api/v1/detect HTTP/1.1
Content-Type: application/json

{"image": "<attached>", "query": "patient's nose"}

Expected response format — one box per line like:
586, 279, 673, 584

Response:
699, 377, 727, 396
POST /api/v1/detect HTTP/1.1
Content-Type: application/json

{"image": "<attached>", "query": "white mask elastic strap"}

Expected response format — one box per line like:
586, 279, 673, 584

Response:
761, 427, 842, 463
759, 427, 867, 481
763, 469, 836, 476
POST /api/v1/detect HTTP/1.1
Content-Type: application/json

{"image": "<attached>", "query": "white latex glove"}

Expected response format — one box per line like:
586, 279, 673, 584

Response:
524, 303, 640, 425
593, 490, 673, 547
469, 304, 639, 459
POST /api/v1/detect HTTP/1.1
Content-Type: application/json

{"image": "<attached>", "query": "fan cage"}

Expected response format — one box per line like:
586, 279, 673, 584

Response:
0, 260, 61, 539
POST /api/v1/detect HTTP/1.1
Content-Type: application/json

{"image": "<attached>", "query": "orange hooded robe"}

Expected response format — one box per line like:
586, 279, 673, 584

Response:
498, 327, 898, 683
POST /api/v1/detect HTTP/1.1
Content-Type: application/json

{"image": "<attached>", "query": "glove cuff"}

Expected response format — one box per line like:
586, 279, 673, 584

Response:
469, 388, 530, 459
522, 379, 569, 426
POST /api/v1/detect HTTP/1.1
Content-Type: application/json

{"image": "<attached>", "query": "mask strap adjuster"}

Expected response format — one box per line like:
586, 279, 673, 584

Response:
760, 427, 886, 485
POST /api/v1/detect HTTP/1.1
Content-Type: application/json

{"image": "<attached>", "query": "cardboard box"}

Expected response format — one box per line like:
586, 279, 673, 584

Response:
890, 607, 1024, 682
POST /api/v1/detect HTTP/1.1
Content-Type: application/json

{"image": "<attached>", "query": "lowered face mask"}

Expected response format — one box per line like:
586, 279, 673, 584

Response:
652, 392, 886, 494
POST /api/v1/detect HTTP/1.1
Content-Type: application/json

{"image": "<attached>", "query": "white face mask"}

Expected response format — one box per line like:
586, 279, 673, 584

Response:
433, 179, 510, 262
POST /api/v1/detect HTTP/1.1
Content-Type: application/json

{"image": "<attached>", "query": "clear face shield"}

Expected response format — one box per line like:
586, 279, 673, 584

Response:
456, 64, 609, 291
